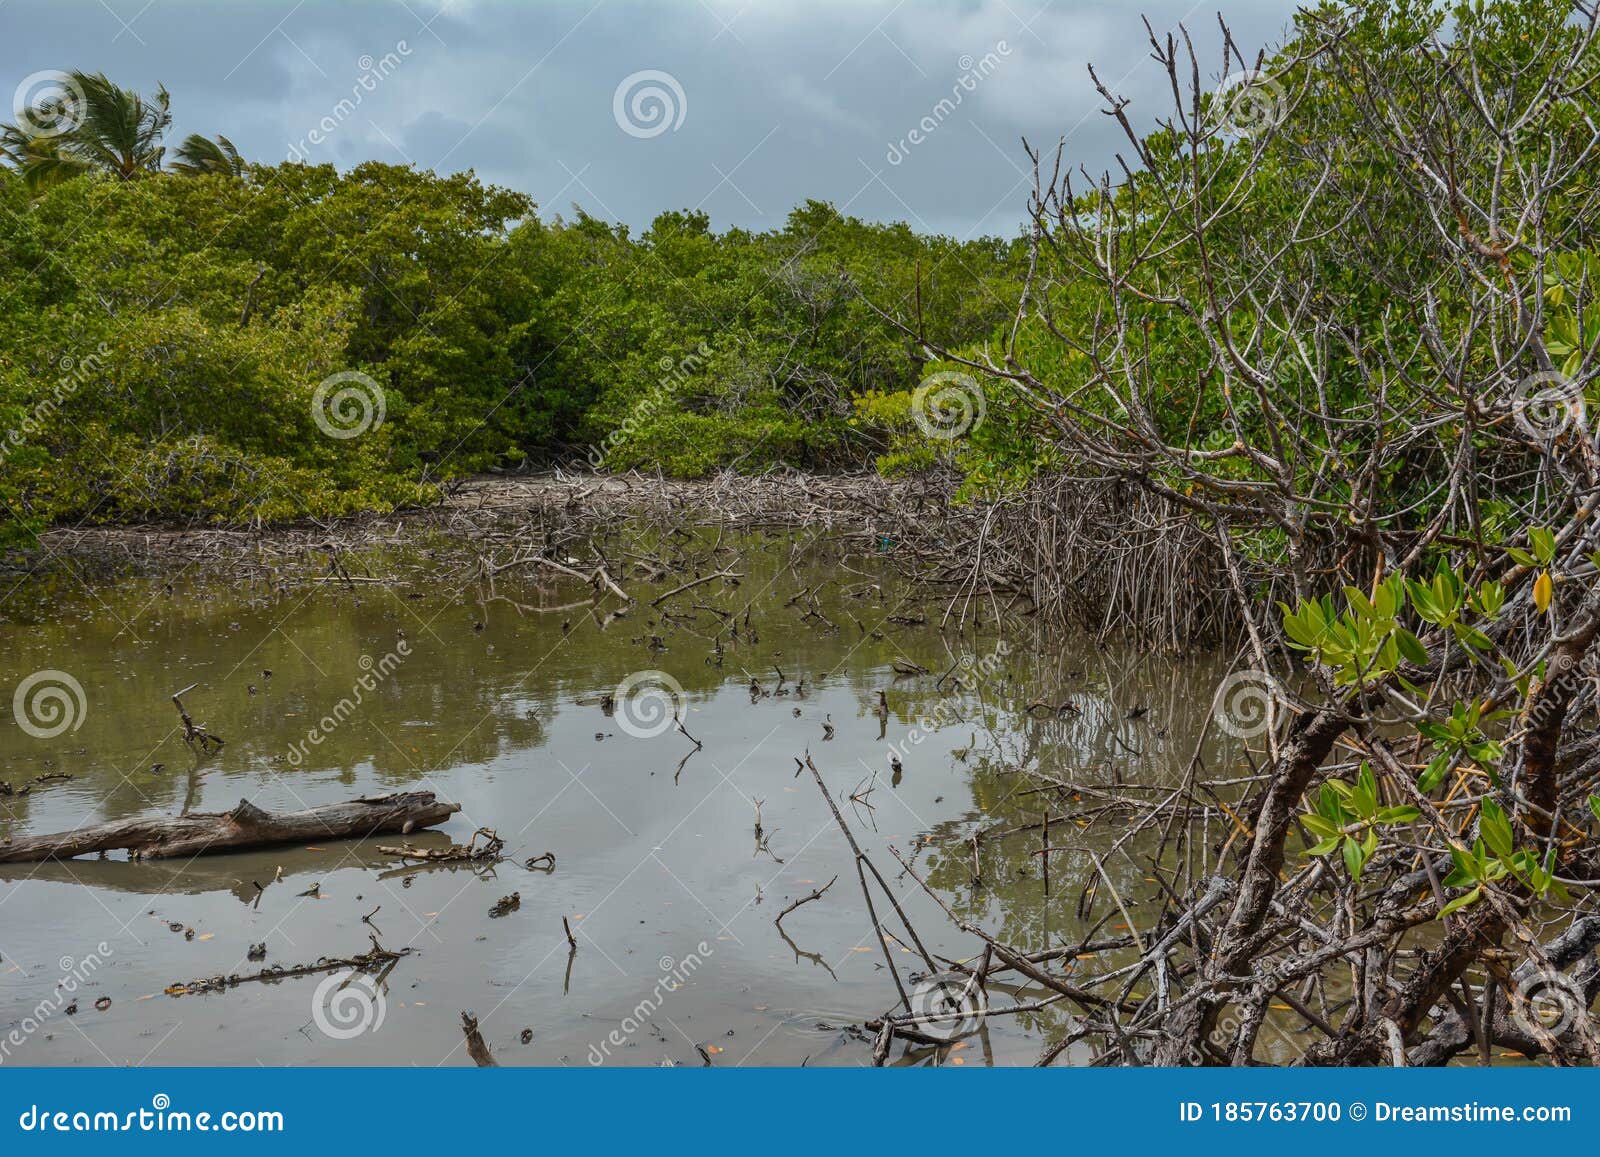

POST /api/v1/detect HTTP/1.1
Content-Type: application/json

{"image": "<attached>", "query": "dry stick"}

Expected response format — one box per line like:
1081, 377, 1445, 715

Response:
171, 684, 223, 753
460, 1011, 499, 1067
1041, 812, 1051, 897
650, 569, 743, 607
886, 844, 1120, 1012
168, 934, 405, 996
804, 761, 926, 1012
773, 875, 837, 930
1089, 852, 1147, 956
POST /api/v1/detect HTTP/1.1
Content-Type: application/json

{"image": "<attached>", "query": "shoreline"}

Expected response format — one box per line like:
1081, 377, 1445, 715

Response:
8, 470, 948, 572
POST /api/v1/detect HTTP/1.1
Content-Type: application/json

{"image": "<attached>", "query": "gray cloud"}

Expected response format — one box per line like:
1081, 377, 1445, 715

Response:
3, 0, 1299, 235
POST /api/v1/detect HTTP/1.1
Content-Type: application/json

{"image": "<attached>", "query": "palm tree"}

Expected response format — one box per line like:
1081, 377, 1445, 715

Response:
49, 72, 170, 179
0, 72, 246, 191
170, 133, 247, 176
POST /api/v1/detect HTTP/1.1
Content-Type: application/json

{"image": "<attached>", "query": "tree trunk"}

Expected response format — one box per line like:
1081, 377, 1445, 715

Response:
0, 791, 459, 863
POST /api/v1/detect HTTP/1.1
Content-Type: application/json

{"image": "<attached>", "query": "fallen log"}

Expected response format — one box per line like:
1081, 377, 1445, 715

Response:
0, 791, 460, 863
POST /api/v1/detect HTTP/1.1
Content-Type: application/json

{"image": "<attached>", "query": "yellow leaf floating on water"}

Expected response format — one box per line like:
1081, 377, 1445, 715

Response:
197, 932, 214, 941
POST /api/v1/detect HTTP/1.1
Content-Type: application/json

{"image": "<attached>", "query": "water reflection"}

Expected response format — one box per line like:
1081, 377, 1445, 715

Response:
0, 528, 1240, 1066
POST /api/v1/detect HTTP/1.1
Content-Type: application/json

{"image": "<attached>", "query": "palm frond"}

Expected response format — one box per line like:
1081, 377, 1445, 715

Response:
171, 133, 247, 177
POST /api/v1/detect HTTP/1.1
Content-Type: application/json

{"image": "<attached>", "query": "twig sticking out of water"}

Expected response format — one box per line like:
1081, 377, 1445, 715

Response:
171, 684, 224, 754
773, 875, 837, 930
461, 1011, 499, 1067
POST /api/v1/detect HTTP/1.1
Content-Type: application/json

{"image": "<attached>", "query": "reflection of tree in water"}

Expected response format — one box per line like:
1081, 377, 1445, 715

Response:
895, 642, 1240, 1048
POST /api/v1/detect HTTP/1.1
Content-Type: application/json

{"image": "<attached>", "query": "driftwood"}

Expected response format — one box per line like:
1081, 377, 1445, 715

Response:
167, 935, 408, 997
0, 791, 459, 863
377, 826, 504, 863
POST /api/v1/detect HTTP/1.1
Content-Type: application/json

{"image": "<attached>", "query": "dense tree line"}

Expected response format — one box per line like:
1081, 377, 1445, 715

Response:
0, 73, 1022, 539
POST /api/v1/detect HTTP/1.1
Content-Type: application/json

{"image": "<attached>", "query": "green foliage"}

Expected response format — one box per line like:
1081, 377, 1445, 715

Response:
0, 159, 533, 534
1281, 539, 1577, 912
0, 116, 1021, 534
1300, 762, 1419, 881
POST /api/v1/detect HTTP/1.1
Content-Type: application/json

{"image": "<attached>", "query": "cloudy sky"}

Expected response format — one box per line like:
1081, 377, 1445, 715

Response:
4, 0, 1300, 236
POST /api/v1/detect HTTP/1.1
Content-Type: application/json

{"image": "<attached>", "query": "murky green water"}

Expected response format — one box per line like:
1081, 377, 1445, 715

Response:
0, 527, 1240, 1066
